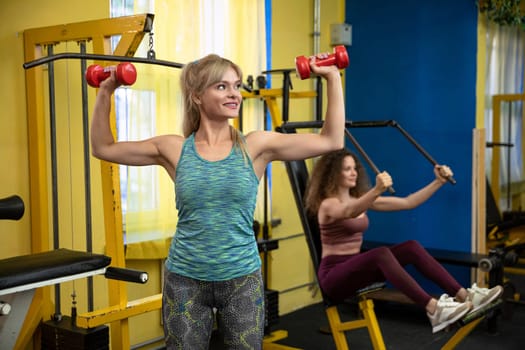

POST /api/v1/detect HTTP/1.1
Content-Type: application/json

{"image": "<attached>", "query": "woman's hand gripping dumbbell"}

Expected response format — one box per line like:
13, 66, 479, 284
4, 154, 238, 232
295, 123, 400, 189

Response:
85, 62, 137, 88
295, 45, 349, 80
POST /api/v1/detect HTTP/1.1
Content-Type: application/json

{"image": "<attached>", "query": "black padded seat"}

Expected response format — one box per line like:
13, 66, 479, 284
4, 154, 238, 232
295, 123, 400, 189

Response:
0, 248, 111, 291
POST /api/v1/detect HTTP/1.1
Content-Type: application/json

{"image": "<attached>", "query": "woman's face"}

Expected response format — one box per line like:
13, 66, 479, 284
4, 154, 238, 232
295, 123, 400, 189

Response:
198, 67, 242, 120
339, 155, 358, 189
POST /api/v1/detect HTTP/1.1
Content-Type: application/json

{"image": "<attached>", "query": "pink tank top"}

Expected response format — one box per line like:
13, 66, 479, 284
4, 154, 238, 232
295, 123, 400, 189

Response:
319, 214, 369, 251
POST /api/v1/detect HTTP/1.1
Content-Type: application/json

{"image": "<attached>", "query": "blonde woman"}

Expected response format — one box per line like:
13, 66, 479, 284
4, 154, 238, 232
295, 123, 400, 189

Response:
90, 53, 346, 349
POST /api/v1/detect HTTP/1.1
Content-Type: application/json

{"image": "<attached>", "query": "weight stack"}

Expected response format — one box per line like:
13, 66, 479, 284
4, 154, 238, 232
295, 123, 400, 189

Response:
41, 316, 109, 350
264, 289, 279, 334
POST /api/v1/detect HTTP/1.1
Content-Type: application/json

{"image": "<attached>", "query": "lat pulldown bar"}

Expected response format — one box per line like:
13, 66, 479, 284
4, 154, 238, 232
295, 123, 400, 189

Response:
278, 119, 456, 185
23, 52, 184, 70
347, 120, 457, 185
344, 129, 395, 194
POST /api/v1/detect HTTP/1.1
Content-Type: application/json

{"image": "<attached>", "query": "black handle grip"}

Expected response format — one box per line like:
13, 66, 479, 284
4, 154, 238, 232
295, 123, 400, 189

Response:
0, 195, 25, 221
105, 267, 149, 284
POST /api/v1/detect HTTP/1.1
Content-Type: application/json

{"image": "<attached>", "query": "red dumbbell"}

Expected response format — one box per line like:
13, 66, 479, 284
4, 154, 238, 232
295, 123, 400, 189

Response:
295, 45, 349, 80
85, 62, 137, 88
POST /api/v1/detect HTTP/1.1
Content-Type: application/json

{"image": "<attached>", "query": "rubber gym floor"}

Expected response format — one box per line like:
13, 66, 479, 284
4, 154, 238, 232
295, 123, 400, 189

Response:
197, 276, 525, 350
209, 277, 525, 349
266, 295, 525, 350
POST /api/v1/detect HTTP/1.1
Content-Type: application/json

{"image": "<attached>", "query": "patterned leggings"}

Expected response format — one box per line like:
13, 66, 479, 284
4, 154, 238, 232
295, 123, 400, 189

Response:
318, 240, 463, 307
162, 269, 265, 350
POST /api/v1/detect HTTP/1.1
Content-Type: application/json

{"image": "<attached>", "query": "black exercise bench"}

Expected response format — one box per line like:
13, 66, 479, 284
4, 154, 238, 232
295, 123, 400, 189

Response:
0, 195, 148, 349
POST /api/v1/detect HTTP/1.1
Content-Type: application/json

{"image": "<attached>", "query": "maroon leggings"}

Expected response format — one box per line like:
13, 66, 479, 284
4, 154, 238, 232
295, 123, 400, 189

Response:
317, 240, 462, 308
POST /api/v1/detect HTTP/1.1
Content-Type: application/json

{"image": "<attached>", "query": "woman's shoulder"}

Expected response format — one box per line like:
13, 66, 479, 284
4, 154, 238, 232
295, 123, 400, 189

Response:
154, 134, 185, 155
156, 134, 185, 145
320, 196, 340, 206
155, 133, 185, 140
318, 196, 341, 216
243, 129, 271, 153
244, 129, 270, 142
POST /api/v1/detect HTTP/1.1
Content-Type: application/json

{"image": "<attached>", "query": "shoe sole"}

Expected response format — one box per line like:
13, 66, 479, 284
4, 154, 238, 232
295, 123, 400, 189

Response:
469, 286, 503, 314
432, 306, 471, 333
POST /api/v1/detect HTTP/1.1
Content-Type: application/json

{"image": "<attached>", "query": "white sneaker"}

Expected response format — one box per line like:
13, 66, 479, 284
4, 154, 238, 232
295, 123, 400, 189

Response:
467, 283, 503, 312
427, 294, 472, 333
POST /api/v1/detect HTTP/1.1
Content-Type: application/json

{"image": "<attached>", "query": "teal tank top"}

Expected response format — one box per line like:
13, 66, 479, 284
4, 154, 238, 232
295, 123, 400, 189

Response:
165, 133, 261, 281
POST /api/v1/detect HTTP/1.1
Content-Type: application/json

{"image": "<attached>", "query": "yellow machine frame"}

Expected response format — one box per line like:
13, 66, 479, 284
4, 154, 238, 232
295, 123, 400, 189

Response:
490, 93, 525, 206
22, 13, 157, 350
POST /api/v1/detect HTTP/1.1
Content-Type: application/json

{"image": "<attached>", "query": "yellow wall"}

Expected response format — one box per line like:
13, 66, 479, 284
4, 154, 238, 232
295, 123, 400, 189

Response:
1, 0, 344, 347
0, 0, 106, 257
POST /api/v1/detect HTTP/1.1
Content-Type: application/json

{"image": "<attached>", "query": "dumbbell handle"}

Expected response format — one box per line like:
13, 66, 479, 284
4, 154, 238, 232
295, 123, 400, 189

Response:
314, 54, 343, 68
85, 62, 137, 88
